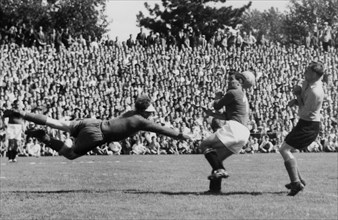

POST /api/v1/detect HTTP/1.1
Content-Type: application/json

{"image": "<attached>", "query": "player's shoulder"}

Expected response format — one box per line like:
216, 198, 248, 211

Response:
228, 88, 244, 97
124, 111, 150, 122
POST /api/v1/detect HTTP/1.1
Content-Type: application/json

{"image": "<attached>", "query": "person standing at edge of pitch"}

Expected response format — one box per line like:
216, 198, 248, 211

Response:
280, 61, 325, 196
198, 70, 256, 194
3, 100, 25, 163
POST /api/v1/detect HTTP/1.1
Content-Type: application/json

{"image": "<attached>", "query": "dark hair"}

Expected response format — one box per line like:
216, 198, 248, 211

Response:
309, 61, 324, 77
135, 95, 151, 111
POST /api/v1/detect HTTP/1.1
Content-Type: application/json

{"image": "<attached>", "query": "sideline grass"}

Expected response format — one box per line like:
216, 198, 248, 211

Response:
1, 153, 337, 220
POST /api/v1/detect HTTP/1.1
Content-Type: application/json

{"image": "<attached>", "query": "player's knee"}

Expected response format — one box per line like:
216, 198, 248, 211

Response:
279, 142, 294, 161
59, 146, 80, 160
204, 148, 215, 155
199, 141, 208, 152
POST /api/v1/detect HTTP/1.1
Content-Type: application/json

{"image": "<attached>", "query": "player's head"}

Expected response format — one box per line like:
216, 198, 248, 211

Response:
228, 70, 255, 89
305, 61, 324, 83
135, 94, 156, 118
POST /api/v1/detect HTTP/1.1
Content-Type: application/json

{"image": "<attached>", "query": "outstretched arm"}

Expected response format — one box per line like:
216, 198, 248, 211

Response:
191, 103, 227, 120
203, 108, 227, 120
141, 120, 190, 140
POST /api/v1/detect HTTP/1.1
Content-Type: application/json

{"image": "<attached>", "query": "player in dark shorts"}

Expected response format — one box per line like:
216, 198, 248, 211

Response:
198, 70, 255, 194
280, 61, 325, 196
4, 95, 191, 160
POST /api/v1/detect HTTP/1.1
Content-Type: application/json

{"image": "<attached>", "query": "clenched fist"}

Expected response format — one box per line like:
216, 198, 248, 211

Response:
292, 85, 302, 96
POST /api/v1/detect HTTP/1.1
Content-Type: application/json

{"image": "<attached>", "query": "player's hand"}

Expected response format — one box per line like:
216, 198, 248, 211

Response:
215, 91, 223, 100
203, 108, 214, 116
292, 85, 302, 96
287, 99, 298, 107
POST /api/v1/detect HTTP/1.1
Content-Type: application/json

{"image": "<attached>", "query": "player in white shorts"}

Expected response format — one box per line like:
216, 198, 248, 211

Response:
199, 71, 255, 194
4, 100, 24, 162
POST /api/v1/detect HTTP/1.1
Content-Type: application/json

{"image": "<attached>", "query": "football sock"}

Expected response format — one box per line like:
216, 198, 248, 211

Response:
23, 112, 47, 125
12, 150, 17, 160
204, 149, 222, 170
209, 174, 222, 191
7, 150, 12, 160
284, 158, 300, 183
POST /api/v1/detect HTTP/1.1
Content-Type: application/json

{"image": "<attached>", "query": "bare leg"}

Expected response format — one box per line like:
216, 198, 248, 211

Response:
279, 142, 305, 196
26, 129, 80, 160
45, 118, 72, 133
201, 133, 233, 192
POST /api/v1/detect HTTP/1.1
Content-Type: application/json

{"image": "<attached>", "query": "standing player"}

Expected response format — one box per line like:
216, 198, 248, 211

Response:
199, 71, 255, 194
4, 95, 191, 160
280, 61, 325, 196
4, 100, 25, 162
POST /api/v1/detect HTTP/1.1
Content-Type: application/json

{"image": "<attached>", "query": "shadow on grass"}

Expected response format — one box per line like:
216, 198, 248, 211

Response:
4, 189, 286, 196
4, 189, 120, 194
124, 189, 286, 196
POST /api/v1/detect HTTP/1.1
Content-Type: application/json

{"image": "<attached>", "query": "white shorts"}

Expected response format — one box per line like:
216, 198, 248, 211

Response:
215, 120, 250, 154
6, 124, 23, 140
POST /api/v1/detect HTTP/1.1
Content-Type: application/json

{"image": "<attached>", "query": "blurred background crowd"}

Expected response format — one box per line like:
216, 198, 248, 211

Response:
0, 23, 337, 158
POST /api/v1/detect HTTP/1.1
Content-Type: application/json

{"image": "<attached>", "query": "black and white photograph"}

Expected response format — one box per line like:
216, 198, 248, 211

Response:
0, 0, 337, 219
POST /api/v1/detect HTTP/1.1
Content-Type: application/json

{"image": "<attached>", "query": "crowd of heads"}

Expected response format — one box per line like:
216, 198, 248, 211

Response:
0, 24, 337, 157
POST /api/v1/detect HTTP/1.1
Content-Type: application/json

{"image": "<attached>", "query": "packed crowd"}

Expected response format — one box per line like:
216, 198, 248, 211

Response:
0, 24, 337, 157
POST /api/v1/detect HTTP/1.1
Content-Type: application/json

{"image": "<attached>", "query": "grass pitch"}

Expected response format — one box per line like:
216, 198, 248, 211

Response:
1, 153, 337, 220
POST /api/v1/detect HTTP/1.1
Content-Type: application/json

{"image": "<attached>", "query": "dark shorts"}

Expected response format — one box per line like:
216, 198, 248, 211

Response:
69, 119, 106, 155
285, 119, 320, 150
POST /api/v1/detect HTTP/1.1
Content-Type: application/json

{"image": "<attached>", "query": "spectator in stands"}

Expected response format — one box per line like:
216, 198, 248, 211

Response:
235, 31, 243, 48
306, 137, 323, 152
146, 31, 156, 47
15, 26, 25, 47
26, 138, 41, 157
55, 28, 63, 51
258, 33, 269, 46
166, 30, 176, 49
136, 27, 147, 47
312, 23, 320, 49
241, 136, 259, 154
26, 27, 36, 47
258, 135, 274, 153
62, 27, 71, 49
7, 26, 17, 45
132, 136, 149, 155
126, 34, 135, 48
147, 136, 161, 154
77, 34, 87, 48
321, 21, 332, 52
0, 23, 337, 158
322, 135, 337, 152
107, 141, 122, 155
246, 31, 257, 47
36, 26, 47, 49
49, 28, 57, 47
